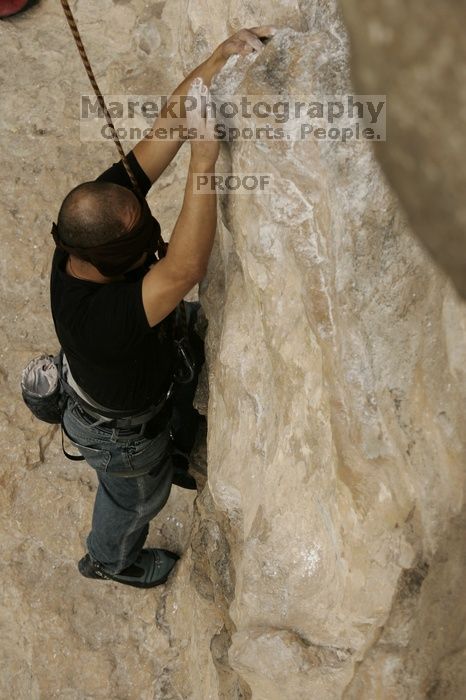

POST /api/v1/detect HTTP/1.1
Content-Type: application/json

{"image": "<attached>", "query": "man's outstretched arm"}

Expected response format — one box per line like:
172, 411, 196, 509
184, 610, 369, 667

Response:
133, 26, 276, 185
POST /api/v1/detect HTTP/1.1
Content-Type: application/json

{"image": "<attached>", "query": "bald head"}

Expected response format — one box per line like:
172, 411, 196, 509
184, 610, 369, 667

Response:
57, 181, 141, 248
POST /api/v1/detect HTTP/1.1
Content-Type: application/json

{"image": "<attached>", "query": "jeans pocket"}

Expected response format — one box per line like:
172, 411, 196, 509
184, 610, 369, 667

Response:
63, 405, 112, 471
124, 429, 171, 474
73, 442, 112, 471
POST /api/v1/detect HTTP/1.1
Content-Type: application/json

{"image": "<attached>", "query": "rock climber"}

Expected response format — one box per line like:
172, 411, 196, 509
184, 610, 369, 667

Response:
50, 26, 276, 589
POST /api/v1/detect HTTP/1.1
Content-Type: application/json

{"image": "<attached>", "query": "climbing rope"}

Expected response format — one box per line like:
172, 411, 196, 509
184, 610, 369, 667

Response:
59, 0, 142, 197
59, 0, 191, 374
60, 0, 170, 264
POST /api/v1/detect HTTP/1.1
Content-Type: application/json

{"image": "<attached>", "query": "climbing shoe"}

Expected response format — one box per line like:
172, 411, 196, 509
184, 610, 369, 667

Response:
172, 453, 197, 490
78, 548, 179, 589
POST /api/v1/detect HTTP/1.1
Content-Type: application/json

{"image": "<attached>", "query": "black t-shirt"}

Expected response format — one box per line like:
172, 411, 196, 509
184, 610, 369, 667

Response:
50, 151, 176, 412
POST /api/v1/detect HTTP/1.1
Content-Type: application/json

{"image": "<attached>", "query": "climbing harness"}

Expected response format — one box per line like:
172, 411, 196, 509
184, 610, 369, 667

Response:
21, 350, 175, 460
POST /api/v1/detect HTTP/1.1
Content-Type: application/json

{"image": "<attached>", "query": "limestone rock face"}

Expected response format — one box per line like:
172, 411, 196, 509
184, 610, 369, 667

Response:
199, 17, 466, 700
1, 1, 466, 699
338, 0, 466, 298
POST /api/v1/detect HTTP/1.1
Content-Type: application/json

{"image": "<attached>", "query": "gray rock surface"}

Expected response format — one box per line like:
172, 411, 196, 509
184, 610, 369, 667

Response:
339, 0, 466, 298
1, 1, 465, 699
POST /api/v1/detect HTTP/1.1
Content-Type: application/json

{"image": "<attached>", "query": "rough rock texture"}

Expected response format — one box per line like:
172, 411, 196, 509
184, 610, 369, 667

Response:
339, 0, 466, 299
1, 1, 466, 699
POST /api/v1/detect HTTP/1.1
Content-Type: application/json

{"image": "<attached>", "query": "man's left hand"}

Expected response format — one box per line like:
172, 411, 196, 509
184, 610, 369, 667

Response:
211, 26, 277, 63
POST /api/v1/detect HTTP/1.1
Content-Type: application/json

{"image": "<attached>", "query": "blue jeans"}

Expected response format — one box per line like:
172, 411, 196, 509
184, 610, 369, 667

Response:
62, 302, 204, 575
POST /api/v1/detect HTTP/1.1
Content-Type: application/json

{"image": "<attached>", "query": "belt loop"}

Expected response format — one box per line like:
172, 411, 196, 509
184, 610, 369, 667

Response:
90, 418, 108, 428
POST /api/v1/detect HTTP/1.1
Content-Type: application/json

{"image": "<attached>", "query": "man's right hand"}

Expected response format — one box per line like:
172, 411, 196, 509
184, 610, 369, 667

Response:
187, 77, 220, 168
141, 78, 219, 329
